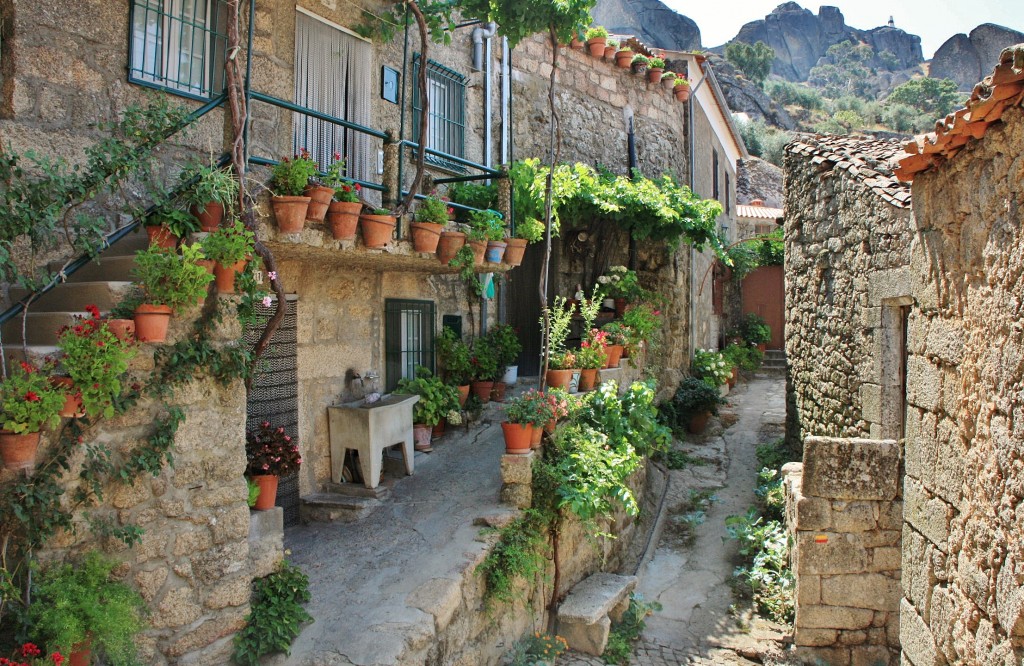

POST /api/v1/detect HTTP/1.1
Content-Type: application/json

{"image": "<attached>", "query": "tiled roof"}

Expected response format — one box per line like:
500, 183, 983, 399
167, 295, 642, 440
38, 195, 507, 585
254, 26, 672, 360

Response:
786, 135, 912, 209
736, 204, 783, 220
895, 44, 1024, 182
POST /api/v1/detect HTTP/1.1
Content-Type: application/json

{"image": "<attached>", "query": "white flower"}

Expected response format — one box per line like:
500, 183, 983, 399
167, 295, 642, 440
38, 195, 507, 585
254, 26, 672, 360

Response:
597, 276, 610, 284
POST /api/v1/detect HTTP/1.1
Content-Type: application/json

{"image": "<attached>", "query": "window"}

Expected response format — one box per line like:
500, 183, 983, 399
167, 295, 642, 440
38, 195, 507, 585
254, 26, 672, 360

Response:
712, 149, 719, 200
412, 56, 467, 172
385, 299, 436, 392
725, 171, 731, 215
129, 0, 227, 99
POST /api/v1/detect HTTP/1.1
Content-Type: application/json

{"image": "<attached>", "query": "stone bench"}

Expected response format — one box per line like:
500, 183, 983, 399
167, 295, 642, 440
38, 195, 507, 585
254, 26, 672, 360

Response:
556, 572, 637, 655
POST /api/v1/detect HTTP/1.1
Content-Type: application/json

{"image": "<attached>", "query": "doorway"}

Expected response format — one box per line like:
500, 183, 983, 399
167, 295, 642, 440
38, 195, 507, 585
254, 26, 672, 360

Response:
741, 265, 785, 349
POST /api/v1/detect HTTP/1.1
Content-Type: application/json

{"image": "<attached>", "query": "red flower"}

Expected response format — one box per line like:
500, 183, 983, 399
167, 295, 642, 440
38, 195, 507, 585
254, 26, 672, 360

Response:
23, 391, 40, 402
20, 644, 41, 658
51, 653, 65, 665
332, 151, 341, 161
354, 183, 361, 191
85, 304, 100, 318
342, 185, 351, 192
20, 362, 34, 374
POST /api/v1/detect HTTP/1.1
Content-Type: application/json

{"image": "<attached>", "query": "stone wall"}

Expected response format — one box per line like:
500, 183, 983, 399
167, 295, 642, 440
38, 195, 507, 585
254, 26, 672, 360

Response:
898, 106, 1024, 666
783, 437, 903, 665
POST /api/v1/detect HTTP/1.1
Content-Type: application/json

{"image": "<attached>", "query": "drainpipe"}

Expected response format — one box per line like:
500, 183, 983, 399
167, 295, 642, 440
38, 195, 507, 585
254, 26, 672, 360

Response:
472, 22, 498, 172
500, 37, 511, 166
687, 62, 708, 358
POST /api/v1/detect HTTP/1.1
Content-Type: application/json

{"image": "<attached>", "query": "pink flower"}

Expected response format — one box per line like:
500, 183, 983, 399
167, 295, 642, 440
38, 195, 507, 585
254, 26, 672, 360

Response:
262, 296, 273, 307
268, 271, 278, 280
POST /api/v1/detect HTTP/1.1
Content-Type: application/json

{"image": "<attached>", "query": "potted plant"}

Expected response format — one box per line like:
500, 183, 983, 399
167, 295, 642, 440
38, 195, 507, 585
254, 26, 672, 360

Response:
505, 216, 543, 267
620, 302, 662, 360
180, 163, 238, 231
469, 336, 499, 403
55, 304, 136, 420
437, 327, 473, 406
631, 53, 650, 75
106, 290, 142, 343
604, 38, 619, 60
647, 56, 665, 83
738, 312, 772, 351
304, 155, 336, 224
584, 26, 608, 58
246, 420, 302, 510
411, 194, 450, 253
360, 208, 397, 249
143, 207, 197, 249
515, 389, 555, 448
200, 218, 255, 294
569, 29, 585, 51
722, 341, 763, 378
692, 348, 732, 389
501, 392, 544, 454
671, 376, 726, 434
270, 150, 317, 233
596, 265, 644, 315
543, 295, 578, 390
673, 77, 691, 102
615, 45, 633, 69
131, 243, 214, 343
577, 329, 608, 391
487, 323, 522, 386
0, 361, 63, 471
436, 223, 467, 265
28, 551, 146, 666
323, 153, 363, 240
661, 70, 677, 90
467, 210, 506, 264
599, 321, 630, 368
396, 368, 459, 452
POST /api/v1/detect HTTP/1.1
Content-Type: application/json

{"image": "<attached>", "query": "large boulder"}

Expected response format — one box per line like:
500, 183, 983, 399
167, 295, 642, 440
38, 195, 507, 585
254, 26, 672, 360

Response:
592, 0, 701, 51
708, 55, 797, 130
930, 24, 1024, 90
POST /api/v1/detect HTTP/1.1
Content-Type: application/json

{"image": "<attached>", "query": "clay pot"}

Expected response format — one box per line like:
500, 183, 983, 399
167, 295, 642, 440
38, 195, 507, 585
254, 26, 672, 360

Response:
662, 76, 676, 91
587, 37, 606, 57
686, 411, 711, 434
614, 298, 627, 317
359, 214, 397, 248
432, 418, 446, 438
604, 344, 624, 368
503, 238, 528, 267
213, 259, 247, 294
0, 430, 40, 471
490, 381, 507, 402
106, 318, 136, 343
578, 368, 598, 392
603, 45, 617, 60
51, 376, 84, 418
326, 201, 362, 240
145, 224, 178, 249
570, 38, 585, 51
457, 384, 470, 408
271, 196, 311, 233
437, 231, 467, 264
485, 240, 507, 264
68, 638, 92, 666
467, 239, 487, 266
133, 303, 172, 343
191, 202, 224, 232
674, 85, 691, 102
757, 343, 767, 353
615, 52, 633, 69
647, 67, 664, 83
410, 222, 443, 253
413, 423, 433, 452
731, 366, 740, 386
252, 474, 279, 510
545, 368, 573, 390
501, 422, 533, 454
470, 380, 493, 404
530, 424, 544, 448
545, 418, 557, 434
304, 184, 335, 222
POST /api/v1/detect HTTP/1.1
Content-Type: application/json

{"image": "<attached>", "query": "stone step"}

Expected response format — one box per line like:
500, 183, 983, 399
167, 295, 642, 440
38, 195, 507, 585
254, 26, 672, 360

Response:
3, 345, 60, 367
300, 492, 383, 523
56, 255, 137, 283
2, 312, 83, 345
557, 573, 638, 655
9, 281, 134, 312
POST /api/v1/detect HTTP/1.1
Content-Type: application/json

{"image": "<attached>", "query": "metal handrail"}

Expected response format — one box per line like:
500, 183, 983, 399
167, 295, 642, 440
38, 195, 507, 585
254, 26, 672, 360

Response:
249, 91, 390, 141
398, 138, 503, 176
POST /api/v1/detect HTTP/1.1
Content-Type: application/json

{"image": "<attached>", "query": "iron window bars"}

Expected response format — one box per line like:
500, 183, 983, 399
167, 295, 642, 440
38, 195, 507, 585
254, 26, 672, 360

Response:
411, 55, 467, 173
385, 299, 436, 392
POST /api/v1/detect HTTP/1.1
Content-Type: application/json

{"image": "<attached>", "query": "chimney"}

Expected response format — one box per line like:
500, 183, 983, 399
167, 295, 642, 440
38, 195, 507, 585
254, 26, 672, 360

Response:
751, 199, 765, 206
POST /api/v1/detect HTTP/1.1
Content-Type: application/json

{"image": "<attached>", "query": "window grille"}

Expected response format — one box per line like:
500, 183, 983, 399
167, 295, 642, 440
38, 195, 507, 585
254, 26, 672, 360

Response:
725, 171, 731, 216
129, 0, 227, 100
712, 149, 719, 200
412, 56, 467, 172
385, 299, 436, 392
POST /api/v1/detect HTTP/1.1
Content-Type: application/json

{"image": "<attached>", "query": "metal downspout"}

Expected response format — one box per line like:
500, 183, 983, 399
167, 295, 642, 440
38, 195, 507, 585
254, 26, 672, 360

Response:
688, 67, 708, 359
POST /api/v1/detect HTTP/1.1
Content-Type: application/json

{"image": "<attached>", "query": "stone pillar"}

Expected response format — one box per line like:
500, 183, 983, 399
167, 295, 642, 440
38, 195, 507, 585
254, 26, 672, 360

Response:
497, 166, 512, 226
500, 450, 533, 508
784, 436, 903, 666
382, 129, 399, 209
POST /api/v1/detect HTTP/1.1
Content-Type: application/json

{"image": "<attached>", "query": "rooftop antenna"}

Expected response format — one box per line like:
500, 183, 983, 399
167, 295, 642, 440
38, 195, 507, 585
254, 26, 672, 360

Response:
888, 16, 895, 28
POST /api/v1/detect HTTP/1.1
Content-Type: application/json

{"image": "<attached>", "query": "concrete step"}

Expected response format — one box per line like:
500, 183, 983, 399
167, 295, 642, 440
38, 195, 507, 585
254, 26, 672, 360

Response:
557, 573, 638, 656
54, 255, 137, 283
100, 230, 150, 257
9, 282, 134, 312
2, 312, 81, 345
3, 345, 60, 367
300, 493, 383, 523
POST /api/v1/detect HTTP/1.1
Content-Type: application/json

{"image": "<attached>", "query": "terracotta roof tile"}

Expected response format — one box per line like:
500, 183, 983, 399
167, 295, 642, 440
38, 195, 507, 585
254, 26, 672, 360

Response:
785, 134, 911, 208
736, 204, 784, 220
895, 43, 1024, 182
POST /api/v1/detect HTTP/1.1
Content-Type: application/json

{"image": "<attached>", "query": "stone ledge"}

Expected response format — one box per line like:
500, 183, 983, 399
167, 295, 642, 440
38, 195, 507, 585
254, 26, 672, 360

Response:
802, 437, 900, 500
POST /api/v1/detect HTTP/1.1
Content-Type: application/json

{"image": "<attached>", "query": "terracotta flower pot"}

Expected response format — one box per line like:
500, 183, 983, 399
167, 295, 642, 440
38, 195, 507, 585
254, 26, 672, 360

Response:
603, 45, 617, 60
570, 38, 585, 51
413, 423, 433, 452
213, 258, 247, 294
145, 224, 178, 249
647, 67, 664, 83
501, 422, 533, 454
545, 368, 573, 390
191, 202, 224, 232
687, 411, 711, 434
604, 344, 624, 368
662, 76, 676, 91
614, 298, 627, 317
578, 368, 598, 392
0, 430, 40, 471
410, 221, 443, 253
731, 366, 740, 385
68, 641, 91, 666
360, 214, 397, 248
432, 418, 446, 438
457, 384, 470, 407
304, 184, 335, 222
503, 238, 528, 267
615, 53, 633, 69
530, 424, 544, 448
437, 231, 466, 264
587, 37, 606, 57
545, 418, 557, 434
133, 303, 173, 343
757, 343, 767, 353
674, 85, 691, 102
252, 474, 279, 510
106, 318, 136, 343
327, 201, 362, 240
485, 240, 507, 264
467, 239, 487, 266
50, 376, 84, 418
471, 380, 493, 404
490, 381, 507, 402
271, 195, 310, 233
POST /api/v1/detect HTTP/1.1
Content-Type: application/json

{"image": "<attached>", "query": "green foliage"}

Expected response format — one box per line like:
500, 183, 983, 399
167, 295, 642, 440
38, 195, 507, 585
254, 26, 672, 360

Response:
755, 468, 786, 521
724, 509, 793, 623
447, 181, 497, 223
654, 448, 706, 470
414, 194, 450, 224
484, 323, 522, 369
436, 327, 473, 385
886, 77, 962, 117
765, 80, 824, 110
542, 296, 575, 365
447, 244, 483, 297
476, 510, 548, 605
513, 216, 545, 242
724, 40, 774, 86
200, 218, 255, 265
247, 478, 261, 508
466, 209, 506, 242
271, 150, 318, 196
505, 389, 554, 425
470, 335, 500, 382
395, 367, 459, 426
0, 361, 64, 434
233, 561, 313, 665
180, 163, 238, 208
755, 437, 799, 475
28, 551, 146, 665
673, 77, 689, 88
148, 205, 200, 237
56, 307, 137, 420
738, 313, 771, 346
660, 377, 726, 429
507, 631, 568, 665
881, 102, 936, 134
736, 118, 792, 167
458, 0, 596, 48
584, 26, 608, 40
808, 41, 876, 99
721, 343, 762, 373
595, 265, 643, 301
630, 54, 649, 66
132, 243, 214, 310
602, 595, 661, 664
648, 57, 665, 69
691, 349, 731, 388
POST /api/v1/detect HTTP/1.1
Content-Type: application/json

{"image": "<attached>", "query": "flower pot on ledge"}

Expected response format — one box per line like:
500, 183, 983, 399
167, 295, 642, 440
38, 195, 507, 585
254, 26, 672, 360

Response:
271, 196, 311, 233
213, 258, 248, 294
501, 422, 533, 454
410, 221, 443, 253
485, 240, 507, 263
586, 37, 606, 57
437, 231, 466, 264
191, 202, 224, 232
133, 303, 172, 343
327, 201, 362, 240
304, 184, 335, 222
468, 239, 487, 266
360, 213, 397, 248
0, 430, 40, 471
504, 238, 528, 266
252, 474, 279, 510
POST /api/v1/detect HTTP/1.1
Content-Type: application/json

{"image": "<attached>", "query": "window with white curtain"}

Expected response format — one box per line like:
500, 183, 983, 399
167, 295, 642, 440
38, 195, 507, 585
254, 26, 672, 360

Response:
129, 0, 227, 99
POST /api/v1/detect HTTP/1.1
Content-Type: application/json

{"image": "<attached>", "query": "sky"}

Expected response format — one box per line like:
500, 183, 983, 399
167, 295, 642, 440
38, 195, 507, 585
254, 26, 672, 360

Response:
662, 0, 1024, 56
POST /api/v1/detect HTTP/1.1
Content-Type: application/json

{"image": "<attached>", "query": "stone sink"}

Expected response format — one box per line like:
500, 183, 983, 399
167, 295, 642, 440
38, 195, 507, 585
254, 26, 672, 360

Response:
328, 394, 419, 489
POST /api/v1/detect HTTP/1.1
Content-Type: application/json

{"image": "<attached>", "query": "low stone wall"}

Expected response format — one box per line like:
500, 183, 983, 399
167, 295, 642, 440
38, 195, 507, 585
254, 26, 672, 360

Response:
784, 436, 902, 665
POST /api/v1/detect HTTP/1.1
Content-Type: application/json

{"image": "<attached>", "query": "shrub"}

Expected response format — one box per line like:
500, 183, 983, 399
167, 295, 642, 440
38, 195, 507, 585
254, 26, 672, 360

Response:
200, 218, 255, 265
603, 595, 662, 664
648, 57, 665, 69
271, 149, 318, 196
132, 243, 213, 310
0, 361, 65, 435
765, 80, 824, 110
233, 561, 313, 665
738, 313, 771, 346
722, 343, 763, 373
395, 367, 459, 426
736, 117, 793, 167
414, 194, 450, 224
584, 25, 608, 40
436, 327, 473, 385
691, 349, 732, 387
660, 377, 725, 429
724, 40, 774, 86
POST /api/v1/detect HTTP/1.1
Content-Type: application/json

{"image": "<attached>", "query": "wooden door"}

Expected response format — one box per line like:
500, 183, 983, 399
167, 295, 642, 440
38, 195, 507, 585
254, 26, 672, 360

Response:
741, 265, 785, 350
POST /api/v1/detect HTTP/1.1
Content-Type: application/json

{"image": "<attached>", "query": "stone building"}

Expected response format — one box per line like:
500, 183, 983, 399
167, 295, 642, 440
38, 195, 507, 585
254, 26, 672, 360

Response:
783, 45, 1024, 666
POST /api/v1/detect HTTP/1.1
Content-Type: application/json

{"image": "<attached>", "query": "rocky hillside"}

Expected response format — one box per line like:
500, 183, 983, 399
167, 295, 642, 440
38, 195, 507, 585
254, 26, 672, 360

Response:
591, 0, 700, 51
930, 24, 1024, 90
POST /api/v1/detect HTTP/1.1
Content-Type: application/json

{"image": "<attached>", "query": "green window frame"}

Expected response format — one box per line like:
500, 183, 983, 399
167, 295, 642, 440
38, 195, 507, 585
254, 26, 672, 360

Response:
129, 0, 228, 101
385, 299, 436, 392
411, 55, 467, 173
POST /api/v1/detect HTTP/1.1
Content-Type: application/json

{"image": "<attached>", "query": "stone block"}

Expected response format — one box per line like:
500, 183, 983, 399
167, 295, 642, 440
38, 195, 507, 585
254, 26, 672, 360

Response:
837, 629, 868, 645
802, 437, 900, 500
797, 496, 832, 530
249, 506, 283, 542
794, 627, 838, 647
559, 615, 611, 656
903, 478, 952, 549
203, 576, 251, 610
799, 604, 875, 629
797, 532, 869, 575
798, 574, 821, 605
906, 356, 941, 412
152, 587, 203, 628
407, 577, 462, 633
831, 501, 879, 532
501, 483, 532, 509
500, 451, 534, 485
860, 383, 883, 423
900, 598, 945, 666
851, 646, 898, 666
871, 547, 903, 572
821, 574, 900, 611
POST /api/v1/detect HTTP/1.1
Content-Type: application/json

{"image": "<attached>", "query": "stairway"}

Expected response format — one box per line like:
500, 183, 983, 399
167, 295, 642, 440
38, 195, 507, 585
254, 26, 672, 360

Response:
762, 348, 787, 372
1, 230, 149, 365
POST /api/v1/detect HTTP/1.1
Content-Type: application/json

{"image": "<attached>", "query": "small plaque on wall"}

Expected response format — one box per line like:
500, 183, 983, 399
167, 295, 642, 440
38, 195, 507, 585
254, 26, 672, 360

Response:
381, 66, 399, 104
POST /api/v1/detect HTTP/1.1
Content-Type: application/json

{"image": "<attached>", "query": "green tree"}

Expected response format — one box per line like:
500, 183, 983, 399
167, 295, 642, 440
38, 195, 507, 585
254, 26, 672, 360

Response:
886, 77, 962, 117
808, 40, 875, 99
725, 40, 775, 86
